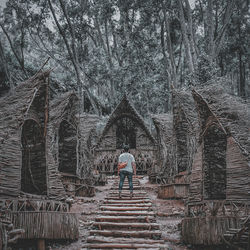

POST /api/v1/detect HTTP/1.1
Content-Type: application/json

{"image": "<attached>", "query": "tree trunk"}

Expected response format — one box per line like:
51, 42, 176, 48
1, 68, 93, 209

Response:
0, 23, 27, 77
238, 51, 246, 97
184, 0, 198, 64
206, 0, 215, 62
48, 0, 100, 114
162, 2, 177, 86
177, 0, 195, 73
0, 39, 9, 83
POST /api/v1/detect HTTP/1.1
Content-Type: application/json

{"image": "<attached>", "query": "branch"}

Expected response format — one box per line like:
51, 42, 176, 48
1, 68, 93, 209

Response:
58, 0, 78, 63
0, 22, 28, 77
214, 0, 235, 56
47, 0, 79, 76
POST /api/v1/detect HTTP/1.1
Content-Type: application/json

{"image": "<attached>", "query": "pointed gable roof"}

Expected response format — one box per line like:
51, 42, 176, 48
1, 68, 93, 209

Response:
99, 94, 155, 143
50, 92, 79, 129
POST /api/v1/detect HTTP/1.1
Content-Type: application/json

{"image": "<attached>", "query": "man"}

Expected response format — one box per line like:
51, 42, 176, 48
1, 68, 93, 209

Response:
118, 144, 136, 199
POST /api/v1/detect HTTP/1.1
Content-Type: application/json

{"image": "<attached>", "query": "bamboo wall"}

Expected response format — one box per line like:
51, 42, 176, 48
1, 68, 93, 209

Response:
46, 93, 78, 198
58, 120, 77, 175
172, 90, 198, 177
95, 120, 155, 175
78, 114, 100, 180
21, 119, 47, 195
203, 123, 227, 200
188, 145, 203, 203
226, 137, 250, 202
8, 212, 79, 240
173, 106, 189, 173
182, 216, 240, 245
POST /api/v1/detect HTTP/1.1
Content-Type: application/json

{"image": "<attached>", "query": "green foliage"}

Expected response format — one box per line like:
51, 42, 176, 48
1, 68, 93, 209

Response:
0, 0, 249, 114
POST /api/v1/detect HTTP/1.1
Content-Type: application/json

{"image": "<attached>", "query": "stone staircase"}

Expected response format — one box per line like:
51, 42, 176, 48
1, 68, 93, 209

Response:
83, 177, 166, 249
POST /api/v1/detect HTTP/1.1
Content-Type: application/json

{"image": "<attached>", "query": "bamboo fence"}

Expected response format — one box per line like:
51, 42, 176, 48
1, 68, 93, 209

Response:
8, 211, 78, 240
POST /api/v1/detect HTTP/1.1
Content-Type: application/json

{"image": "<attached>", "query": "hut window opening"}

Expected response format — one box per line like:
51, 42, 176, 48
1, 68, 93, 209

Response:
58, 120, 77, 175
116, 117, 136, 149
21, 119, 47, 195
203, 124, 227, 200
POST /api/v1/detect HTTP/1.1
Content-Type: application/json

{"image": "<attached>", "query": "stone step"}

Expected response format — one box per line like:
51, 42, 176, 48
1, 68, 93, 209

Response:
85, 177, 163, 249
105, 196, 148, 200
101, 203, 152, 207
82, 242, 165, 249
89, 229, 162, 239
113, 183, 140, 186
114, 182, 140, 185
100, 206, 152, 211
97, 211, 155, 216
109, 191, 147, 195
86, 235, 164, 244
111, 186, 141, 190
95, 215, 156, 223
104, 199, 150, 204
108, 192, 147, 196
93, 221, 160, 230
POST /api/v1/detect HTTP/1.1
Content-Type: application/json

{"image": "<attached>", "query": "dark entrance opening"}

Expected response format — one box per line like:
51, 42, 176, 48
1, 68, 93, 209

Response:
58, 120, 77, 175
21, 119, 47, 195
116, 117, 136, 149
203, 124, 227, 200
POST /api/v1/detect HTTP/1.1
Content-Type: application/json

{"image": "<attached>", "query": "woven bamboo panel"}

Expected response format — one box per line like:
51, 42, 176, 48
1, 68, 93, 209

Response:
8, 212, 79, 240
182, 216, 240, 245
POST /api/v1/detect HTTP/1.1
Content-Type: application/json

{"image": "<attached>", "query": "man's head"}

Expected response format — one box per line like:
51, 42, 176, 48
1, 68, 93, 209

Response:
123, 144, 129, 152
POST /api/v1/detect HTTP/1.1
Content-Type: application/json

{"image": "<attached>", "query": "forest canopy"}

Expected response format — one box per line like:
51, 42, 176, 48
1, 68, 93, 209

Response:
0, 0, 249, 115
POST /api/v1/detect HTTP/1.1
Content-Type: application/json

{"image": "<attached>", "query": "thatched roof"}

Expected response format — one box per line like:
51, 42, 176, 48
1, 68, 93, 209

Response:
172, 88, 198, 134
79, 114, 100, 145
98, 94, 155, 144
151, 113, 173, 142
0, 71, 50, 197
192, 84, 250, 160
0, 70, 50, 130
50, 92, 79, 128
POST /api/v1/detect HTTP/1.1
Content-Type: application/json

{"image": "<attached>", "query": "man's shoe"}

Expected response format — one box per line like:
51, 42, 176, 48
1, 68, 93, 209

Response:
119, 192, 122, 199
130, 192, 133, 199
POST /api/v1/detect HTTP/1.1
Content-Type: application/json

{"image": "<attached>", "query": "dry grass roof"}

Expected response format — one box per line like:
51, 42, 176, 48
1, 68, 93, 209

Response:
193, 84, 250, 160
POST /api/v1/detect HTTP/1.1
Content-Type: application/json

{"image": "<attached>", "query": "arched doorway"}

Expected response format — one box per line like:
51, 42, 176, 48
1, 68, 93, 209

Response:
21, 119, 47, 195
58, 120, 77, 175
203, 123, 227, 200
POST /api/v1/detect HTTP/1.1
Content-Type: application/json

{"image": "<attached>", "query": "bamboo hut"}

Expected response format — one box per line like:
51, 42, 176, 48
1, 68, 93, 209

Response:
77, 113, 100, 195
172, 88, 199, 176
0, 70, 50, 198
48, 92, 79, 197
0, 72, 78, 249
49, 93, 100, 197
182, 84, 250, 248
152, 90, 198, 199
94, 95, 156, 175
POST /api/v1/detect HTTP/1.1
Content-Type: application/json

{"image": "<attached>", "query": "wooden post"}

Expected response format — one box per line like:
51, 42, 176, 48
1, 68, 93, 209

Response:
248, 229, 250, 250
37, 239, 45, 250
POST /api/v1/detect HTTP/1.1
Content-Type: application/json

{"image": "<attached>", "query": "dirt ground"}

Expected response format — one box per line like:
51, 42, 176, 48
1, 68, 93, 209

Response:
47, 176, 189, 250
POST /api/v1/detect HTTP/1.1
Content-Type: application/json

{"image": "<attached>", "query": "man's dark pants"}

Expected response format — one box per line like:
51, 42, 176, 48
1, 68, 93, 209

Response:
119, 170, 133, 193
